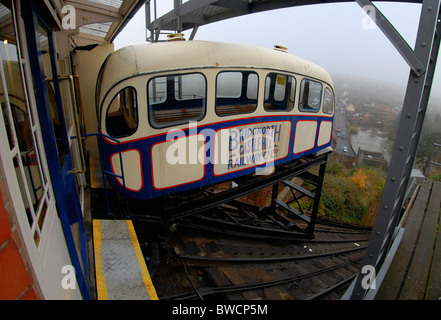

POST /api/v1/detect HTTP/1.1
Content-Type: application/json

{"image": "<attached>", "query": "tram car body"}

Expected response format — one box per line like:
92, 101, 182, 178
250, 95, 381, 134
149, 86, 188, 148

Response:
96, 40, 334, 200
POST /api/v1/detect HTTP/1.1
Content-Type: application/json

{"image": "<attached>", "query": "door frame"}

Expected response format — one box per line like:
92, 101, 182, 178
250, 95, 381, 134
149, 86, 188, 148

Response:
21, 0, 90, 299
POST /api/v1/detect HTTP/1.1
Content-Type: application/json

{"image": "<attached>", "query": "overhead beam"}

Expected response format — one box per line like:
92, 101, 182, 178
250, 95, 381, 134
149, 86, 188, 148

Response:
148, 0, 217, 32
66, 0, 124, 21
214, 0, 251, 13
146, 0, 422, 37
108, 0, 147, 42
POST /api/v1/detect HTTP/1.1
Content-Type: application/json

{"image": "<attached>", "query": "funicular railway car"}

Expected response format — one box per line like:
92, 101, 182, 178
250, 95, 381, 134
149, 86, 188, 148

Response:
96, 39, 334, 200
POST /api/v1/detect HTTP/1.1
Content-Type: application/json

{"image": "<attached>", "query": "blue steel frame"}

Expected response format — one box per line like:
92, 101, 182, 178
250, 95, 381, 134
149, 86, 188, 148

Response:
21, 0, 91, 299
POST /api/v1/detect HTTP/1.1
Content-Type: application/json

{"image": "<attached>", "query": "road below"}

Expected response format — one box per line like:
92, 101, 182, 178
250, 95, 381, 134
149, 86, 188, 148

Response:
333, 105, 356, 157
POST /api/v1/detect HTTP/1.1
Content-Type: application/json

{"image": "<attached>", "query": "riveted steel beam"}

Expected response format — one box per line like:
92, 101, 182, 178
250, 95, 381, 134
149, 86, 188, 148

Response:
349, 0, 440, 300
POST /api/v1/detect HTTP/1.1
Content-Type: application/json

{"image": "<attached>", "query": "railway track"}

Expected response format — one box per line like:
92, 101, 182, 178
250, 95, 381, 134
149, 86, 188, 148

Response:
92, 152, 372, 300
135, 212, 371, 300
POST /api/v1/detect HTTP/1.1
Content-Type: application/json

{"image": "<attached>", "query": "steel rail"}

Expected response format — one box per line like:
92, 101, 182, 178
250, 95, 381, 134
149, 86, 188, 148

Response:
176, 215, 313, 240
176, 245, 367, 266
160, 257, 362, 300
314, 227, 372, 235
305, 274, 357, 300
315, 216, 373, 231
176, 213, 371, 242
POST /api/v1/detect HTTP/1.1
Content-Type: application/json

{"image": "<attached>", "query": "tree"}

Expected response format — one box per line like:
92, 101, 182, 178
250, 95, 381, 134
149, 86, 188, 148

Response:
351, 168, 368, 188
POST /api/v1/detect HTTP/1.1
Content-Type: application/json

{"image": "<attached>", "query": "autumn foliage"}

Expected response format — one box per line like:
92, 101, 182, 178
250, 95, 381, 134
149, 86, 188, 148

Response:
351, 168, 368, 188
319, 159, 385, 224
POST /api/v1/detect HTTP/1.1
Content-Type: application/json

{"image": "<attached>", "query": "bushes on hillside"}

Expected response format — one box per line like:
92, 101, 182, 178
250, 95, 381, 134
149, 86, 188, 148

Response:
319, 161, 385, 224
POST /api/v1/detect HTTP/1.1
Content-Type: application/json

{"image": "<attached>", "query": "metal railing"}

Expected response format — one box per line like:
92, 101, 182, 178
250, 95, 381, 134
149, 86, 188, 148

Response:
82, 132, 130, 218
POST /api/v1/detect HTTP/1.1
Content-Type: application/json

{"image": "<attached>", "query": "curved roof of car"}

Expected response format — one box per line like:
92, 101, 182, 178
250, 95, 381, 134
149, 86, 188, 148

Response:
97, 40, 333, 104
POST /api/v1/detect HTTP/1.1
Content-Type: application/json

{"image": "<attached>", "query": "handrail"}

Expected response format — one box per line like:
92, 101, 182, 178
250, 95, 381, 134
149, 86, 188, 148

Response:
47, 75, 86, 174
68, 75, 87, 175
82, 132, 130, 218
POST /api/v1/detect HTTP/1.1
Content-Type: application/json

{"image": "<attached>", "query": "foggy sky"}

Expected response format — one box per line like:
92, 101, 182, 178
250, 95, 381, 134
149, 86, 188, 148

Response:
114, 1, 440, 105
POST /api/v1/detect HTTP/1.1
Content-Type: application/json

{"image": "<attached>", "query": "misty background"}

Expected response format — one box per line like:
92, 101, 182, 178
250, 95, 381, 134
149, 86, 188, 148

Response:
114, 1, 440, 110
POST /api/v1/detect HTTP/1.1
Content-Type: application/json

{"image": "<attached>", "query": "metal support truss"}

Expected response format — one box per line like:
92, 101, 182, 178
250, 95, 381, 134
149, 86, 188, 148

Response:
129, 150, 330, 237
126, 149, 326, 241
174, 158, 328, 240
349, 0, 441, 299
264, 160, 327, 235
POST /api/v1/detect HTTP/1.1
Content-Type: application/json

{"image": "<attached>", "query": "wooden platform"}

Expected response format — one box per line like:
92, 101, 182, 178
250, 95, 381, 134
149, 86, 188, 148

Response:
376, 180, 441, 300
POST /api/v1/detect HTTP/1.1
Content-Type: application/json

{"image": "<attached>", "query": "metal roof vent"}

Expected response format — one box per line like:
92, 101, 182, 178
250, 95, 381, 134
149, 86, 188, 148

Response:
167, 33, 186, 41
274, 45, 288, 53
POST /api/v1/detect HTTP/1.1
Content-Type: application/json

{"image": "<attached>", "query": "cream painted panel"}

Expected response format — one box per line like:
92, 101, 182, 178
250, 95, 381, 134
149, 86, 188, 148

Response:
293, 120, 317, 154
317, 121, 333, 147
111, 149, 143, 192
151, 134, 205, 189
